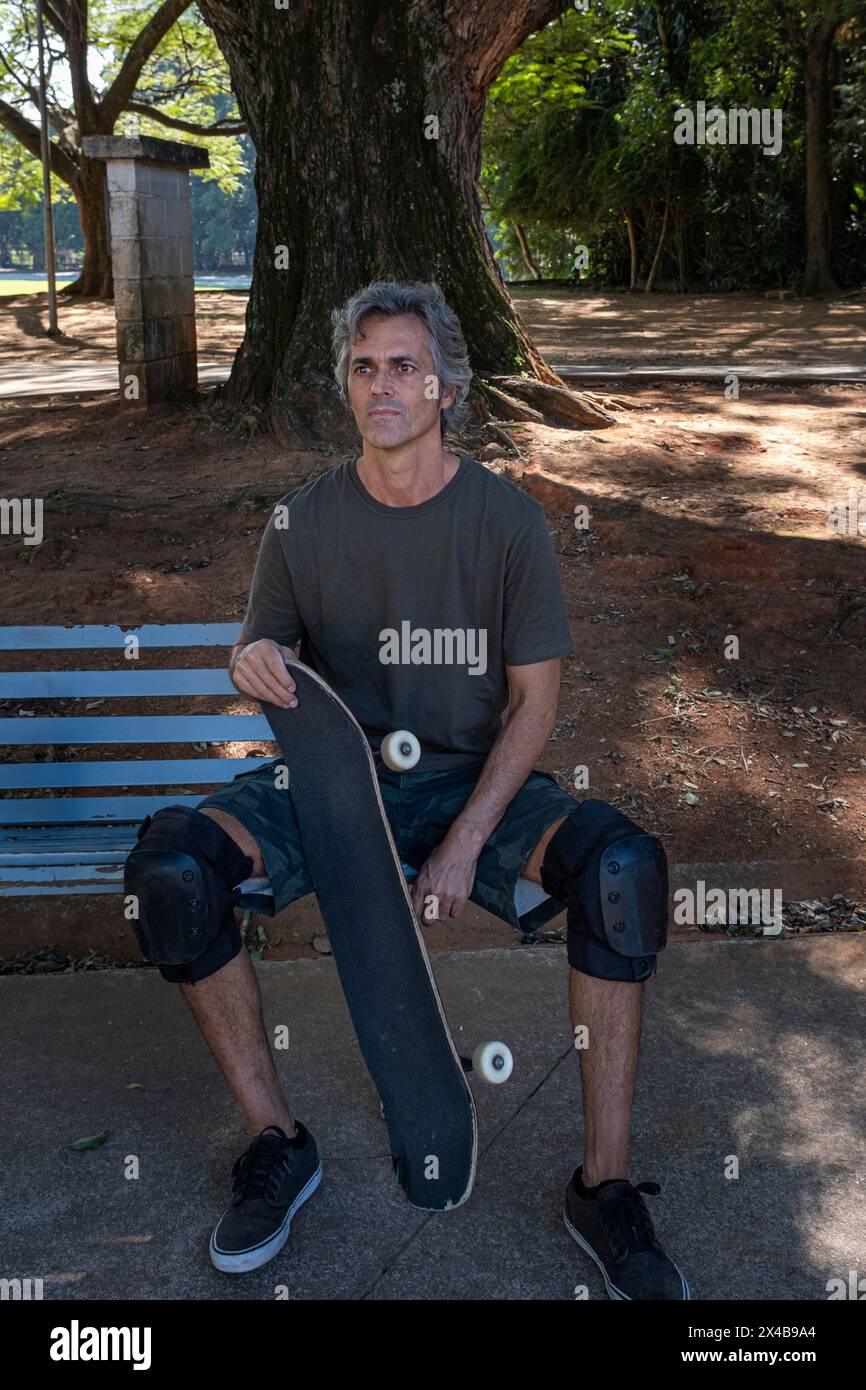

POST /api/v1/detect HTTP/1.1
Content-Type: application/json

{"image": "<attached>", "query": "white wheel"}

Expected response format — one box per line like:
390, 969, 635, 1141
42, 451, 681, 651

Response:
381, 729, 420, 771
472, 1040, 513, 1085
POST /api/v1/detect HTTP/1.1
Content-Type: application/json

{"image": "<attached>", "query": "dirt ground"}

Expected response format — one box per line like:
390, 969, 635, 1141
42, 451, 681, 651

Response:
1, 291, 865, 964
4, 286, 865, 366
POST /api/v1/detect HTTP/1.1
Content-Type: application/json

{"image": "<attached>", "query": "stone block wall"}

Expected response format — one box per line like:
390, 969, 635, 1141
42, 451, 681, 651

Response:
82, 136, 209, 405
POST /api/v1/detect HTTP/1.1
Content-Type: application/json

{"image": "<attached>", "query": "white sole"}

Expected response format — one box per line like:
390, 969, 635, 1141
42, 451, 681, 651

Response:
210, 1162, 323, 1274
563, 1205, 691, 1301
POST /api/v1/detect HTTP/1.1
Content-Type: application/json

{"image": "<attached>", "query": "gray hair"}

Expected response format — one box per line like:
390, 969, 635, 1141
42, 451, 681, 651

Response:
331, 280, 473, 435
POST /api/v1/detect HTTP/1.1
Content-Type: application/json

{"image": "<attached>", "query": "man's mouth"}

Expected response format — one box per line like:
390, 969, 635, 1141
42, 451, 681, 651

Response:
369, 408, 400, 416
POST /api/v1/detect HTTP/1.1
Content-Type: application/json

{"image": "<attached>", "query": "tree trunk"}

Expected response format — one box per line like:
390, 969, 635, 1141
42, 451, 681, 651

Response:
624, 210, 638, 290
197, 0, 577, 444
802, 21, 840, 297
511, 220, 541, 279
63, 155, 114, 298
644, 200, 669, 293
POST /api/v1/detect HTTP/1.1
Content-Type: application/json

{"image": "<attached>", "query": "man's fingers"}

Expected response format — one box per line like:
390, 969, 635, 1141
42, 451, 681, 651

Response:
237, 664, 295, 708
252, 677, 294, 708
260, 647, 296, 692
236, 646, 297, 706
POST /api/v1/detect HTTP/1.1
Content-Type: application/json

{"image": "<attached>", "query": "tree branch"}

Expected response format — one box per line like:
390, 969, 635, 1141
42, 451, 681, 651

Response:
100, 0, 195, 127
63, 0, 99, 129
445, 0, 572, 90
126, 100, 247, 136
0, 43, 43, 105
0, 96, 79, 185
42, 0, 70, 40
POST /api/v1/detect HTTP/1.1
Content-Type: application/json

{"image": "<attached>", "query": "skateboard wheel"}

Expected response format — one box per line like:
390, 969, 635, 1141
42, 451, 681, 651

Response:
472, 1041, 513, 1085
381, 729, 421, 772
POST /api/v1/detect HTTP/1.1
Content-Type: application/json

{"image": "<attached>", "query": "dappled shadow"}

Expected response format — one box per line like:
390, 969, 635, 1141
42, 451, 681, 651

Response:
512, 288, 866, 369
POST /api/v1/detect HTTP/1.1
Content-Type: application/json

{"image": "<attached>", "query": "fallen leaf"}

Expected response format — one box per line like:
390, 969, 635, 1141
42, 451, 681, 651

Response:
70, 1129, 110, 1151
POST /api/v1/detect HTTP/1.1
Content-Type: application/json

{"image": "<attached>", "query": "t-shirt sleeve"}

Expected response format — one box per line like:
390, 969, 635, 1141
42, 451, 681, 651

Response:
502, 505, 575, 665
239, 503, 304, 649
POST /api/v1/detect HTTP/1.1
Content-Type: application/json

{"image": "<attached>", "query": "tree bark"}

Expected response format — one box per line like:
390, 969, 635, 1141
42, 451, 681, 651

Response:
63, 156, 113, 297
624, 210, 638, 290
197, 0, 581, 444
802, 20, 840, 297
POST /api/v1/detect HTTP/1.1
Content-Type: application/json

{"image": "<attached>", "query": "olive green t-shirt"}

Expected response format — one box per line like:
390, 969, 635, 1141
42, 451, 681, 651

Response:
240, 454, 574, 770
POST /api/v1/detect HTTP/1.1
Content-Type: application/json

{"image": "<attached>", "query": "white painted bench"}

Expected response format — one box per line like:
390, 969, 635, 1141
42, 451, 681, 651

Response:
0, 624, 559, 932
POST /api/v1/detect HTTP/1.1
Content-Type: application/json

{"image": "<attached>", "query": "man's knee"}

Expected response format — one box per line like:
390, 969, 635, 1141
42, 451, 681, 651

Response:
124, 805, 255, 983
199, 807, 266, 877
540, 800, 668, 983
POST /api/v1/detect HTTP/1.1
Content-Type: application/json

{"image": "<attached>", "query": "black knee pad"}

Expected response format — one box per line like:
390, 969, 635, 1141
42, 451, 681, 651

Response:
540, 801, 668, 982
123, 806, 253, 968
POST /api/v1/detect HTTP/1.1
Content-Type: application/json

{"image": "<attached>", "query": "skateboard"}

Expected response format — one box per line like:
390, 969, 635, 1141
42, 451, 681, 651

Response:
260, 659, 511, 1210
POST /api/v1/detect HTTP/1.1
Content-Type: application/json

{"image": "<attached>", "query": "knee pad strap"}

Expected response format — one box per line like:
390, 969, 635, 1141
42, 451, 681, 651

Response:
124, 806, 253, 967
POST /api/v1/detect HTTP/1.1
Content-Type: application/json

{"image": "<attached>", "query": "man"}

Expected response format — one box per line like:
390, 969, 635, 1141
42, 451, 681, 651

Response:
124, 280, 688, 1300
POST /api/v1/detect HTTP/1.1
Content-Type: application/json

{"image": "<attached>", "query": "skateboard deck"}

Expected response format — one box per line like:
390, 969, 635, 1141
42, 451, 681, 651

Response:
261, 660, 477, 1210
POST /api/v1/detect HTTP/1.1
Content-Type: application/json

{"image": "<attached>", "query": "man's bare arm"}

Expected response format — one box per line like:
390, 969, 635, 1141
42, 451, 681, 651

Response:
444, 657, 562, 853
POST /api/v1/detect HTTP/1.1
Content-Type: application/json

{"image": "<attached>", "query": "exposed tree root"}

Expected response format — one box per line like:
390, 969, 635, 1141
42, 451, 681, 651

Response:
494, 376, 618, 427
472, 378, 545, 424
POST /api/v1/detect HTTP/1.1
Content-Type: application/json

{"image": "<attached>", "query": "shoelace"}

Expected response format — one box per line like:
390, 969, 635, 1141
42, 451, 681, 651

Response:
596, 1180, 661, 1259
231, 1128, 294, 1207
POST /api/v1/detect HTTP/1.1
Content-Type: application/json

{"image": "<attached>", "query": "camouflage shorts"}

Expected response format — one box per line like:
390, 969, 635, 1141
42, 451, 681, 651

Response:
199, 755, 578, 936
157, 757, 578, 983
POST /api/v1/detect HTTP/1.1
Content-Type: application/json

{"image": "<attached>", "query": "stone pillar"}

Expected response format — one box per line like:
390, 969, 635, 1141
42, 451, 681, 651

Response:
82, 135, 209, 404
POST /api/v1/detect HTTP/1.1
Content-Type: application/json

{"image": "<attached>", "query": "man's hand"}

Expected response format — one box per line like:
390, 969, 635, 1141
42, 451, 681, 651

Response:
230, 639, 298, 709
409, 832, 482, 923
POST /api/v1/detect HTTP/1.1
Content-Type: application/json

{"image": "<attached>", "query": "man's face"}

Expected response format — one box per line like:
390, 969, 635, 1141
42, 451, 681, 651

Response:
346, 312, 455, 449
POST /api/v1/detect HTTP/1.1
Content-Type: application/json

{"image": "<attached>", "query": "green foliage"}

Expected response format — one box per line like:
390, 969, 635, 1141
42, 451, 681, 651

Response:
0, 2, 243, 202
483, 0, 866, 289
190, 134, 257, 270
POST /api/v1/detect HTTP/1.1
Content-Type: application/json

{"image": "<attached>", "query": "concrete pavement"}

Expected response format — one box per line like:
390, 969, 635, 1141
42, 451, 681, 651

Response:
1, 937, 863, 1301
2, 360, 864, 400
0, 361, 230, 399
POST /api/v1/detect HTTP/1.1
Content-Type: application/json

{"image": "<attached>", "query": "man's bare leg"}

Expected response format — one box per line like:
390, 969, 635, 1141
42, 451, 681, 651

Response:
522, 814, 644, 1187
179, 807, 297, 1141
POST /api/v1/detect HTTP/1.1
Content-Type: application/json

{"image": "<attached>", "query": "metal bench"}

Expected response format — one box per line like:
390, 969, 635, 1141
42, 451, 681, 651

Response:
0, 623, 560, 932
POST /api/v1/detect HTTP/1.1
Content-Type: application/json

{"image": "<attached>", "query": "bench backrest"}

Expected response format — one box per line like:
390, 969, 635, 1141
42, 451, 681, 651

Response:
0, 624, 272, 828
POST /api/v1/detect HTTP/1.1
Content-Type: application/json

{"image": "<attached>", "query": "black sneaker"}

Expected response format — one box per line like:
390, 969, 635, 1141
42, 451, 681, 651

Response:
210, 1122, 322, 1274
563, 1165, 690, 1300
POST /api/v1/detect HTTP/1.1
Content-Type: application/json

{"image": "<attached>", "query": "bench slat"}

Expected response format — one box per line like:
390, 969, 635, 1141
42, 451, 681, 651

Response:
0, 670, 236, 698
0, 623, 241, 650
0, 883, 122, 897
0, 795, 204, 825
0, 849, 132, 866
0, 827, 137, 849
2, 758, 267, 789
0, 864, 124, 884
0, 715, 273, 745
0, 881, 278, 900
